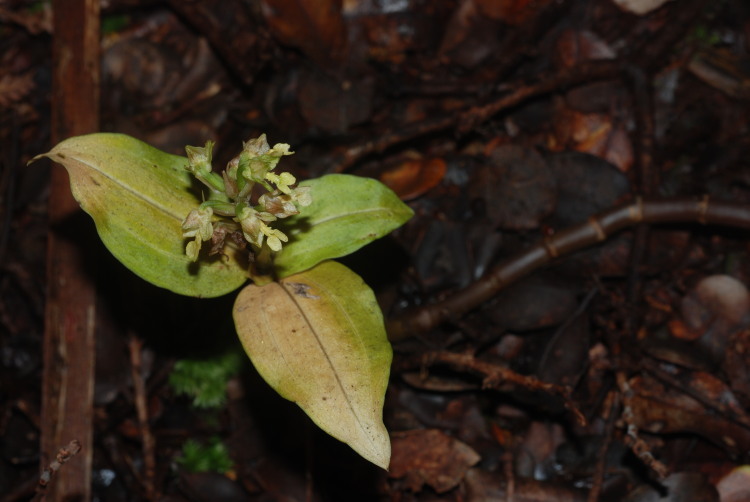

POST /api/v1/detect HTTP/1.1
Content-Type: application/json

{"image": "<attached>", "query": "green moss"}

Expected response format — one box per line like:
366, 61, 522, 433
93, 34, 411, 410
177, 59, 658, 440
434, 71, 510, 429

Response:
177, 437, 233, 474
169, 351, 242, 408
102, 14, 131, 35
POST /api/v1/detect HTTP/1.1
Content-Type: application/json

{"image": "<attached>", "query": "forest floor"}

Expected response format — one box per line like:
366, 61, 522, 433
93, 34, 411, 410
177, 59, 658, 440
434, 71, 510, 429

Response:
3, 0, 750, 500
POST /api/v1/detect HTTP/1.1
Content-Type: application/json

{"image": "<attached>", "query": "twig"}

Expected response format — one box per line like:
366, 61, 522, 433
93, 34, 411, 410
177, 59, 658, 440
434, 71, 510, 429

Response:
416, 351, 585, 426
333, 0, 706, 173
587, 391, 620, 502
624, 66, 656, 313
640, 357, 750, 430
388, 197, 750, 340
33, 439, 83, 501
627, 0, 710, 75
39, 440, 82, 487
503, 448, 515, 502
456, 60, 620, 135
128, 335, 157, 501
333, 60, 621, 172
616, 373, 670, 480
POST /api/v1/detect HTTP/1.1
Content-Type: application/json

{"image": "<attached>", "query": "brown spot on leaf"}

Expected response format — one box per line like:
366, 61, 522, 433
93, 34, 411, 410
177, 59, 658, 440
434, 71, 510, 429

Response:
286, 282, 319, 299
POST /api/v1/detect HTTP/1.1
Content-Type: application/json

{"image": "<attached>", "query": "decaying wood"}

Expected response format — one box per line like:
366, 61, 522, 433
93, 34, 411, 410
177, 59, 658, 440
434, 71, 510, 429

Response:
40, 0, 100, 500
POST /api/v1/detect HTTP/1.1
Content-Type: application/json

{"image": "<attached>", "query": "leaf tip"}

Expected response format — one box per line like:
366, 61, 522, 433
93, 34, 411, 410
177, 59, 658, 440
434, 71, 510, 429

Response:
347, 425, 391, 470
27, 152, 49, 166
349, 419, 392, 470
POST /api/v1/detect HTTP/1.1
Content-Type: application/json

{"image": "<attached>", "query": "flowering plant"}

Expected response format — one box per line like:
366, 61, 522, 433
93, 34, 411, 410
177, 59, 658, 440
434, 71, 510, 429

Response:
33, 133, 412, 469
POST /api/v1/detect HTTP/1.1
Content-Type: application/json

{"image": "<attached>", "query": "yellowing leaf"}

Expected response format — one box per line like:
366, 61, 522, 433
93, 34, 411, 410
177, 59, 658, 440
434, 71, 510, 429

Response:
275, 174, 413, 278
34, 133, 247, 297
233, 261, 392, 468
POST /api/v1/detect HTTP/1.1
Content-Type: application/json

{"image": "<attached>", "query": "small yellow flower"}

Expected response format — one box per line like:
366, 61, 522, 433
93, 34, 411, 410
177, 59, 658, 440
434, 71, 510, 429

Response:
291, 185, 312, 207
242, 135, 271, 157
258, 192, 298, 218
185, 141, 214, 173
185, 238, 201, 262
260, 224, 288, 252
268, 142, 292, 157
265, 171, 296, 194
182, 207, 214, 262
237, 207, 279, 250
182, 208, 214, 241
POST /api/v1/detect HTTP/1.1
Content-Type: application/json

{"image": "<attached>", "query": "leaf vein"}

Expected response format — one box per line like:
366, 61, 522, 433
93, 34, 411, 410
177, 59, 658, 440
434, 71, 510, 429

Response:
68, 153, 186, 222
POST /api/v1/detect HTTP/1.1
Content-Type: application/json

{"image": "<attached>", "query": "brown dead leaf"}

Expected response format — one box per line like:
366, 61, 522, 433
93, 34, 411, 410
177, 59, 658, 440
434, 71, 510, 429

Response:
485, 273, 578, 332
717, 466, 750, 502
439, 0, 503, 69
297, 70, 374, 133
0, 5, 52, 34
681, 275, 750, 334
554, 29, 616, 69
0, 72, 34, 109
689, 49, 750, 100
678, 275, 750, 362
260, 0, 348, 68
628, 373, 750, 456
475, 0, 554, 25
389, 429, 480, 493
545, 151, 631, 227
612, 0, 674, 16
465, 469, 587, 502
380, 155, 446, 201
725, 327, 750, 409
470, 144, 556, 230
552, 106, 633, 172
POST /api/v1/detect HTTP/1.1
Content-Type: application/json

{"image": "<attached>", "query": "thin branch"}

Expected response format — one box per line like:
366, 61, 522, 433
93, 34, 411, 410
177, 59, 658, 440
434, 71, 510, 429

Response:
640, 357, 750, 430
587, 391, 620, 502
333, 60, 621, 172
33, 439, 83, 501
128, 335, 157, 501
412, 351, 585, 426
617, 373, 670, 480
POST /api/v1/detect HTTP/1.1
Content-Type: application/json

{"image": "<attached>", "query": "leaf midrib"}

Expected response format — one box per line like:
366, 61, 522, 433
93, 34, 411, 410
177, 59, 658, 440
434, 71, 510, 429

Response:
63, 150, 189, 222
277, 277, 378, 451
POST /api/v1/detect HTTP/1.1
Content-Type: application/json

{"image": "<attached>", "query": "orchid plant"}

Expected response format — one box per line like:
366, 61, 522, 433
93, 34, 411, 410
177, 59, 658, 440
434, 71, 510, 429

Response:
33, 133, 412, 469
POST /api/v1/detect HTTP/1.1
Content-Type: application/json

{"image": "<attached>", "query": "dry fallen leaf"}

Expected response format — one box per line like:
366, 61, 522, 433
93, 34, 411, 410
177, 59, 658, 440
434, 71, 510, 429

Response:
0, 72, 34, 108
379, 155, 447, 201
260, 0, 348, 68
611, 0, 674, 16
389, 429, 480, 493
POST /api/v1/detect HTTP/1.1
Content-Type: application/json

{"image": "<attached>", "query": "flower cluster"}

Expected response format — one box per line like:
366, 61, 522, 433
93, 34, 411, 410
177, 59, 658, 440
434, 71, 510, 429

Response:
181, 134, 312, 262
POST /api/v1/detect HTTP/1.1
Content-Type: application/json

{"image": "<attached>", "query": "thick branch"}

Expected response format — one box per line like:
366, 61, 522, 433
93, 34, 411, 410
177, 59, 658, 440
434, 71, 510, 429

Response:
387, 197, 750, 341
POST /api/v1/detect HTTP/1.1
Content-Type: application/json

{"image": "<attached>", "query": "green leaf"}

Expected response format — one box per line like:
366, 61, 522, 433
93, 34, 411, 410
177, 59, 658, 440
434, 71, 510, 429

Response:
233, 261, 392, 469
33, 133, 247, 297
274, 174, 413, 278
